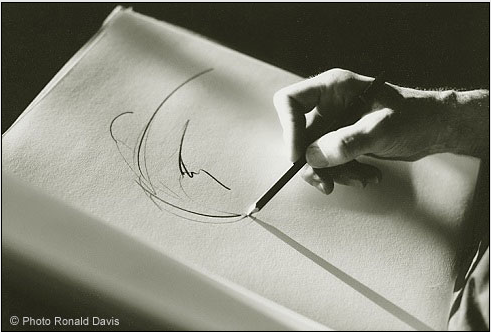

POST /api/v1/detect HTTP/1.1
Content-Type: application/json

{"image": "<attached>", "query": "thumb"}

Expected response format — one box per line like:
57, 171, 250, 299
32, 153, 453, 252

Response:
305, 122, 374, 168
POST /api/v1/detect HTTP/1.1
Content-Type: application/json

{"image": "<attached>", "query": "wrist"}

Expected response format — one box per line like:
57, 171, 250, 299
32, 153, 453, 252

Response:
383, 84, 453, 155
438, 89, 489, 158
379, 84, 489, 159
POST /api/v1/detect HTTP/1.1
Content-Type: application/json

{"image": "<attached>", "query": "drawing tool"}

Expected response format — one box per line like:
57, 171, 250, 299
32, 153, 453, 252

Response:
246, 72, 386, 216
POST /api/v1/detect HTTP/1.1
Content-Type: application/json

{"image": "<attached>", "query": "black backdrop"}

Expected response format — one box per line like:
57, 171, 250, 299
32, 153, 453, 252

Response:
2, 3, 489, 133
1, 3, 490, 330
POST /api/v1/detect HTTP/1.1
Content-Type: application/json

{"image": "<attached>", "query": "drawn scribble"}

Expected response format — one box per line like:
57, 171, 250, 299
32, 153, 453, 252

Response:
109, 68, 245, 224
178, 120, 231, 191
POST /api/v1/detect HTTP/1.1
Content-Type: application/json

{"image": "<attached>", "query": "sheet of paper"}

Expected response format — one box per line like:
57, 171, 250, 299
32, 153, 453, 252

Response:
3, 171, 328, 331
2, 8, 481, 330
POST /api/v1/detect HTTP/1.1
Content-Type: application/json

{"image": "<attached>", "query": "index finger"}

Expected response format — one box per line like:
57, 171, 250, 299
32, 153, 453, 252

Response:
273, 78, 323, 162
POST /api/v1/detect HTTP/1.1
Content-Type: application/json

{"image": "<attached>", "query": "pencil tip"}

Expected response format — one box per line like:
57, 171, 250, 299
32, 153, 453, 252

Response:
246, 205, 259, 217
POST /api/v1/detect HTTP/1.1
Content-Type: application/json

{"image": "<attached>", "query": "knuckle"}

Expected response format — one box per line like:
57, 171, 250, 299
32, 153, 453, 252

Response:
338, 135, 355, 161
273, 89, 287, 108
328, 68, 355, 82
273, 85, 303, 111
314, 68, 353, 85
329, 68, 348, 77
368, 108, 395, 135
338, 130, 372, 160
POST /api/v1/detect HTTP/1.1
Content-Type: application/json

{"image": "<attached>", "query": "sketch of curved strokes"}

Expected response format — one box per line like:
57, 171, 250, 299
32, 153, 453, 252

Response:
109, 68, 245, 224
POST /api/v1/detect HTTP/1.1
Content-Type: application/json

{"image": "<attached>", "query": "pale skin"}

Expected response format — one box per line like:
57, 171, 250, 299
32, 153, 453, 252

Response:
274, 68, 489, 195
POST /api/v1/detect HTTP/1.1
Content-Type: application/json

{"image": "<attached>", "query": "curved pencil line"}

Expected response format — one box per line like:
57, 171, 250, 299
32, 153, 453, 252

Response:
177, 175, 240, 216
110, 69, 242, 222
178, 176, 192, 199
136, 178, 241, 219
147, 192, 163, 211
109, 112, 134, 142
143, 130, 155, 191
133, 127, 143, 176
110, 112, 145, 180
199, 170, 231, 191
178, 120, 190, 176
150, 192, 242, 219
135, 178, 154, 196
165, 207, 245, 225
155, 199, 245, 225
137, 68, 214, 185
112, 112, 181, 199
134, 181, 242, 221
157, 180, 181, 200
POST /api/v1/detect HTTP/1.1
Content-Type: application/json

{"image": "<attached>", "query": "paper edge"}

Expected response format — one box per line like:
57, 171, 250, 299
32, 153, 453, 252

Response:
127, 9, 301, 82
2, 5, 128, 137
2, 6, 483, 330
2, 170, 331, 331
1, 7, 328, 330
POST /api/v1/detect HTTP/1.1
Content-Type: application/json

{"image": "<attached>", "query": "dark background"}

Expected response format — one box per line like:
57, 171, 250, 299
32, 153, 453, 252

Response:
2, 3, 489, 133
2, 3, 489, 330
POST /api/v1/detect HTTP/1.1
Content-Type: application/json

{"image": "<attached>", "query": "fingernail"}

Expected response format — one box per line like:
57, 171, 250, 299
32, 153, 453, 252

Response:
312, 173, 322, 182
316, 182, 327, 194
347, 179, 364, 188
366, 176, 379, 185
306, 145, 328, 167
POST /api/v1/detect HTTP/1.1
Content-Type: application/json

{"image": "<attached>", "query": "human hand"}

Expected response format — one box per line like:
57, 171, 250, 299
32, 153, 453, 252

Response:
273, 68, 489, 194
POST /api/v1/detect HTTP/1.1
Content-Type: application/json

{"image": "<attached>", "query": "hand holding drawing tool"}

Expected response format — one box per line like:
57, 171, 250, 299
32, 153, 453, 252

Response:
246, 72, 386, 216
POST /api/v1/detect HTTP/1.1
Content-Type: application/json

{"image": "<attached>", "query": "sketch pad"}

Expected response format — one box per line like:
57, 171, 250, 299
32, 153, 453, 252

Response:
2, 7, 481, 330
